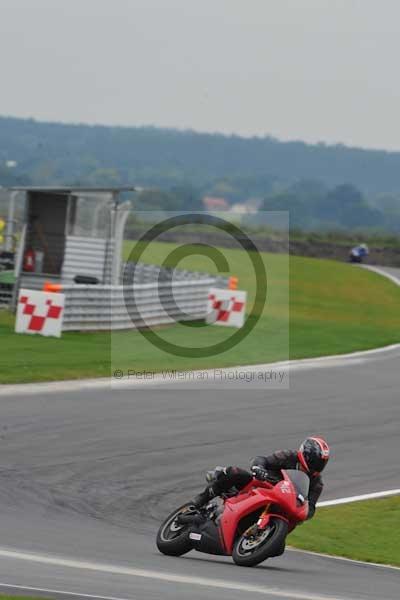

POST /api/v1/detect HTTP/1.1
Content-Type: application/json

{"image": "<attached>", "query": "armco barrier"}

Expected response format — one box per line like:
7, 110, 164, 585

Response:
62, 278, 219, 331
0, 287, 12, 307
122, 261, 228, 287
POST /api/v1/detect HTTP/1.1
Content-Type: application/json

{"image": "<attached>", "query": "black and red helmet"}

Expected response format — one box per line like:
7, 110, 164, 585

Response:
298, 437, 330, 475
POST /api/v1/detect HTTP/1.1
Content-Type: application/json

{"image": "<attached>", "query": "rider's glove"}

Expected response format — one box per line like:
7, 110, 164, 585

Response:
205, 466, 227, 484
251, 465, 270, 481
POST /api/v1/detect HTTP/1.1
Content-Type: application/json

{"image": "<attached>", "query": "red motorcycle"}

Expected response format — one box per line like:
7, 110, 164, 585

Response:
156, 469, 309, 567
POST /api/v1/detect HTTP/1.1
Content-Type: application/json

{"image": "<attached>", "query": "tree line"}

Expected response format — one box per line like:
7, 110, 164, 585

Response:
1, 116, 400, 232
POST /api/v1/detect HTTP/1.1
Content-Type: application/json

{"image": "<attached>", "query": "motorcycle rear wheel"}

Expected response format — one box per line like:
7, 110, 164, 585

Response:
156, 503, 194, 556
232, 517, 288, 567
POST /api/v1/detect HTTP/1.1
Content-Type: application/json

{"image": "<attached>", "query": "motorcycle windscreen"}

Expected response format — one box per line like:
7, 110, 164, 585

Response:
285, 469, 310, 497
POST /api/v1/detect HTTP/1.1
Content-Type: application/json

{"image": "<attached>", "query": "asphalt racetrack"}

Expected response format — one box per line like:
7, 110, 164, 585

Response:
0, 267, 398, 600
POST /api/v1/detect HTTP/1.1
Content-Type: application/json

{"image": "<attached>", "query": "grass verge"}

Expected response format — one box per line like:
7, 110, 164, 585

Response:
0, 597, 49, 600
289, 496, 400, 567
1, 242, 400, 383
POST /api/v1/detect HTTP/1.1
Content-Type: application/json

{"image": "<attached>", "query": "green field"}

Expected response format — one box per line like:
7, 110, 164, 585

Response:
289, 496, 400, 567
1, 242, 399, 383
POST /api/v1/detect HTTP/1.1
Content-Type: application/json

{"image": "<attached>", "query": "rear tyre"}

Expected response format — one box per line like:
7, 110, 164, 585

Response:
156, 503, 194, 556
232, 518, 288, 567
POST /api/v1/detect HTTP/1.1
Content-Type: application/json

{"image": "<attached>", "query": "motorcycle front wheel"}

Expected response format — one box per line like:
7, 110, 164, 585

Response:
232, 517, 288, 567
156, 503, 194, 556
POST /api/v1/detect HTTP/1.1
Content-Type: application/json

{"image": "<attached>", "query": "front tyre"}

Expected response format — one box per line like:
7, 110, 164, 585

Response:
156, 503, 193, 556
232, 518, 288, 567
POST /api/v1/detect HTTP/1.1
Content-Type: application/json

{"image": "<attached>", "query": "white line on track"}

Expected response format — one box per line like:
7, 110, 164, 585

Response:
0, 580, 357, 600
287, 548, 400, 572
1, 341, 400, 396
0, 548, 356, 600
319, 488, 400, 507
360, 264, 400, 287
0, 582, 141, 600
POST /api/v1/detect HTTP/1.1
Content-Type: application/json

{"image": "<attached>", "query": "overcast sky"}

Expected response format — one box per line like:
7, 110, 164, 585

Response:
1, 0, 399, 150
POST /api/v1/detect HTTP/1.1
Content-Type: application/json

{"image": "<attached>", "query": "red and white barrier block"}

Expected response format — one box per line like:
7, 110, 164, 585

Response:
15, 289, 65, 338
206, 287, 247, 328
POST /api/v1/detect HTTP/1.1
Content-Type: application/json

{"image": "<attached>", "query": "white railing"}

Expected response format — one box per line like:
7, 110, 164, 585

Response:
122, 261, 228, 286
62, 278, 219, 331
0, 287, 13, 307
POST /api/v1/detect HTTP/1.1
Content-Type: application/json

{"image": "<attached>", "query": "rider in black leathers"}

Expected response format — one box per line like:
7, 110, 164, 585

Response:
193, 437, 330, 519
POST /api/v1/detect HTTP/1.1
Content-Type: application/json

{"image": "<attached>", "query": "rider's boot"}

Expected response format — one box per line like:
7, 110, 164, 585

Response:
192, 486, 215, 508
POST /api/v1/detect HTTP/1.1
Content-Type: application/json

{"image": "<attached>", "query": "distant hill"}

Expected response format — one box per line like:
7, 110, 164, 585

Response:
2, 116, 400, 233
2, 115, 400, 195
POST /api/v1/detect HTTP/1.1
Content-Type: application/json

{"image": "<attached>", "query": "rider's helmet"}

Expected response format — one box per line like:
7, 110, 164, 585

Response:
297, 437, 330, 475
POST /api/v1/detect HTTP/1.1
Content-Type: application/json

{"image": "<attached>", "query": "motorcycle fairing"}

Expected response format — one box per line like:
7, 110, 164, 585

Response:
189, 519, 227, 556
219, 471, 308, 553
